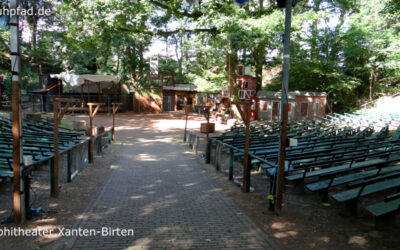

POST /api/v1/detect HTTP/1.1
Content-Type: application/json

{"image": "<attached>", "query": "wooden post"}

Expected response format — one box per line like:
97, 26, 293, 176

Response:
233, 101, 252, 193
183, 105, 191, 142
112, 103, 121, 141
52, 98, 80, 197
87, 103, 103, 163
195, 105, 212, 163
229, 148, 234, 180
275, 0, 294, 214
10, 0, 24, 224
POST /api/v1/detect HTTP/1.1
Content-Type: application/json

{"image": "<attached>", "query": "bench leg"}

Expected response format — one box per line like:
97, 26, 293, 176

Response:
318, 189, 329, 202
195, 136, 199, 155
205, 137, 211, 164
215, 143, 220, 171
345, 199, 358, 215
229, 148, 234, 181
268, 174, 276, 211
25, 174, 31, 218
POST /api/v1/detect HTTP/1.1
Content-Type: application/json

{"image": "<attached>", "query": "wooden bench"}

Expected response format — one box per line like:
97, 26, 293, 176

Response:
306, 165, 400, 193
365, 193, 400, 217
331, 176, 400, 214
285, 154, 400, 182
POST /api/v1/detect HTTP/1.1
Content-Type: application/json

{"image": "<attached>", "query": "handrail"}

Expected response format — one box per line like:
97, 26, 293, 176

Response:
360, 91, 400, 109
213, 138, 278, 169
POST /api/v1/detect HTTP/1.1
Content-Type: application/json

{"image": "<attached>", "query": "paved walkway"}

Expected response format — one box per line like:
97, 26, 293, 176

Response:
65, 126, 277, 249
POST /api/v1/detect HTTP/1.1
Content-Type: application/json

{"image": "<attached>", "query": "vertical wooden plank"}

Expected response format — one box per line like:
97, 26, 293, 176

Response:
112, 104, 116, 141
276, 103, 288, 211
12, 80, 23, 223
242, 103, 251, 193
50, 158, 55, 197
205, 134, 211, 164
89, 104, 94, 163
11, 0, 24, 224
183, 106, 189, 142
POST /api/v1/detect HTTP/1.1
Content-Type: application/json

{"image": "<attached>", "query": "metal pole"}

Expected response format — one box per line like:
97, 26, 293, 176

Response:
275, 0, 293, 214
11, 0, 25, 224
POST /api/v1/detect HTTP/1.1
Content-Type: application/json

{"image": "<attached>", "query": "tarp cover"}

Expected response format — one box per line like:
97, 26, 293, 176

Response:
50, 73, 120, 87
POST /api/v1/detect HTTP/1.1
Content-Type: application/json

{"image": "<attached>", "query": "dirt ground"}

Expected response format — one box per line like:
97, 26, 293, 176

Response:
0, 112, 399, 249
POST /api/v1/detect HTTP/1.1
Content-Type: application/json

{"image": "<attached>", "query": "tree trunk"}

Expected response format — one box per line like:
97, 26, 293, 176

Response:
252, 46, 265, 91
226, 50, 238, 98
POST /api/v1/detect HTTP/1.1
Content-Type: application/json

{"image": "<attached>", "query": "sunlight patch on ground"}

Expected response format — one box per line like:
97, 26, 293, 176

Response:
125, 237, 152, 249
48, 203, 59, 208
316, 236, 330, 243
136, 153, 158, 162
110, 165, 120, 170
136, 138, 174, 143
33, 218, 56, 224
142, 184, 156, 189
115, 126, 141, 131
130, 195, 146, 200
273, 231, 298, 239
114, 126, 141, 131
139, 198, 178, 217
183, 182, 197, 187
348, 235, 367, 246
155, 226, 171, 233
271, 221, 296, 230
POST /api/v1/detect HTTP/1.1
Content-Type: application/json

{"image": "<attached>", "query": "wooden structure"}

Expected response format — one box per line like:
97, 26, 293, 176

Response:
163, 84, 197, 112
52, 98, 81, 197
183, 105, 192, 142
0, 117, 86, 224
87, 103, 104, 163
195, 106, 212, 162
233, 101, 252, 193
112, 103, 121, 141
257, 91, 327, 121
33, 74, 124, 113
208, 111, 400, 218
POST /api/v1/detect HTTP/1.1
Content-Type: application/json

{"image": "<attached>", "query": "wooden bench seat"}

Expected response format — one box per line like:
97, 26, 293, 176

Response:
286, 155, 400, 182
331, 176, 400, 203
0, 169, 13, 178
306, 165, 400, 192
365, 193, 400, 217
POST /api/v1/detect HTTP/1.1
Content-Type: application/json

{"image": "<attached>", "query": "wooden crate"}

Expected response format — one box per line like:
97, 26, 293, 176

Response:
200, 123, 215, 133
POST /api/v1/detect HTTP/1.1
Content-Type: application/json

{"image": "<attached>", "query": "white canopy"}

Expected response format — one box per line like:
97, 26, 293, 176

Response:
50, 73, 120, 87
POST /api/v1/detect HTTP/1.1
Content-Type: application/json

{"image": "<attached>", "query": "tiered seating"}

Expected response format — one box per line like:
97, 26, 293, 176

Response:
0, 117, 86, 180
209, 111, 400, 220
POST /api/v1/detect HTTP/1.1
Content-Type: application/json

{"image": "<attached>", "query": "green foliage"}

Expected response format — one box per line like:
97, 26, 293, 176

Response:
0, 0, 397, 113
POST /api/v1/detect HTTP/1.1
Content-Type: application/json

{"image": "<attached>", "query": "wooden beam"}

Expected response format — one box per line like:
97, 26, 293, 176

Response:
112, 102, 121, 141
87, 103, 104, 163
233, 101, 252, 193
183, 105, 191, 142
52, 98, 81, 197
11, 0, 24, 225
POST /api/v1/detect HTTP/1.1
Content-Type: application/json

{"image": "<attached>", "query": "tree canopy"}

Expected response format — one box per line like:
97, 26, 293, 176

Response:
0, 0, 399, 111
